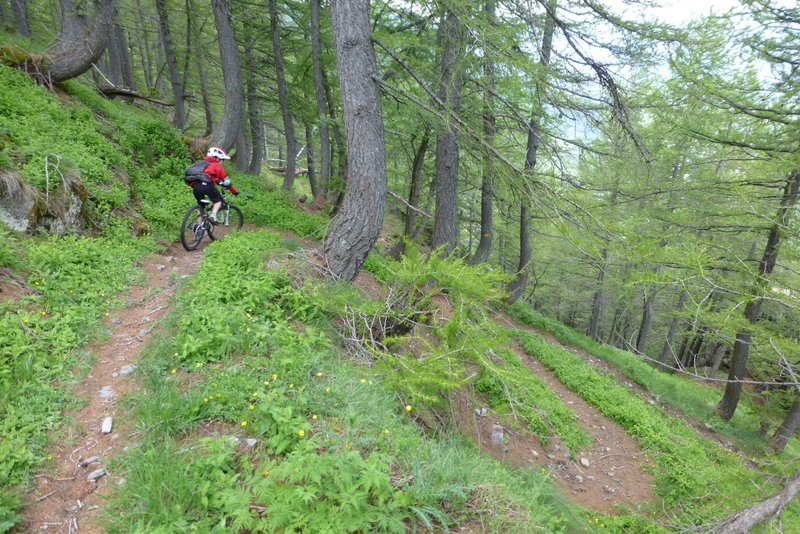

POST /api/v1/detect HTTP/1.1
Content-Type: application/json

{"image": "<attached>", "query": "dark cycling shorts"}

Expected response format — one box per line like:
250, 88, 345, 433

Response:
192, 181, 223, 205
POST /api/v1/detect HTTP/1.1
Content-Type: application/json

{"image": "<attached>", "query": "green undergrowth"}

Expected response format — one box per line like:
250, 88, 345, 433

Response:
509, 304, 798, 456
0, 228, 155, 530
512, 325, 799, 531
105, 232, 586, 533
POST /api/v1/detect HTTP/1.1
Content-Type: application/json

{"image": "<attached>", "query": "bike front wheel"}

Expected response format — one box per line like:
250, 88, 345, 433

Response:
208, 204, 243, 242
180, 205, 206, 251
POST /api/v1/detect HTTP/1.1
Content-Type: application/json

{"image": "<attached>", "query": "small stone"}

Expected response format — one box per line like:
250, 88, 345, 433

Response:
229, 436, 241, 444
587, 476, 596, 481
531, 450, 539, 458
119, 364, 136, 376
267, 260, 280, 270
112, 372, 119, 378
604, 486, 617, 494
546, 454, 556, 460
164, 256, 176, 263
138, 329, 150, 336
87, 467, 107, 481
111, 318, 122, 325
574, 475, 584, 483
245, 438, 258, 448
82, 456, 101, 467
101, 417, 113, 434
99, 386, 114, 399
490, 424, 504, 445
554, 444, 561, 451
580, 457, 590, 467
141, 316, 151, 323
156, 264, 167, 271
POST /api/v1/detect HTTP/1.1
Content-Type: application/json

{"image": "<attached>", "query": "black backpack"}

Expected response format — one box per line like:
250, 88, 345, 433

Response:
183, 160, 212, 184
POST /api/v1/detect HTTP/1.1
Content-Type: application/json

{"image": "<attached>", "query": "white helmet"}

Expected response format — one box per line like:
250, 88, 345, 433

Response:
207, 146, 231, 160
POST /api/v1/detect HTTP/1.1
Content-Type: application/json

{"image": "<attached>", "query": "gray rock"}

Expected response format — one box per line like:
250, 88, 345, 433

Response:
579, 457, 590, 467
111, 318, 123, 325
490, 424, 504, 445
141, 316, 151, 323
99, 386, 114, 399
245, 438, 258, 448
164, 256, 176, 263
574, 475, 584, 483
156, 264, 166, 271
82, 456, 101, 467
87, 467, 107, 481
101, 417, 113, 434
119, 364, 136, 376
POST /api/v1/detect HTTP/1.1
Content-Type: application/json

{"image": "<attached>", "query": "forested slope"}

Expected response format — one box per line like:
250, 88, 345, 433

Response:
2, 0, 800, 531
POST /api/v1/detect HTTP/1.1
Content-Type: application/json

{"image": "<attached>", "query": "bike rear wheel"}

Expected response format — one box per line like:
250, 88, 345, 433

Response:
180, 205, 206, 251
208, 204, 243, 242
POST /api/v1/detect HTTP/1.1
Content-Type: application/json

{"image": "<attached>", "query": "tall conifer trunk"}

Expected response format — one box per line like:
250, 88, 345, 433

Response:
718, 171, 800, 420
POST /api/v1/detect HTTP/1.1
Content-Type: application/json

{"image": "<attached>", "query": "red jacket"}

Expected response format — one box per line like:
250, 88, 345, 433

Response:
202, 156, 228, 184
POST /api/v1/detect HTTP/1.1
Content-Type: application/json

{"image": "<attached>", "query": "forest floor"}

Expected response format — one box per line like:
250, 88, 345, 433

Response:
15, 235, 674, 531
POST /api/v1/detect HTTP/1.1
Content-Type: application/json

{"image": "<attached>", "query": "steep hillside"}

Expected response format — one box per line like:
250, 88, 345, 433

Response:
1, 65, 799, 534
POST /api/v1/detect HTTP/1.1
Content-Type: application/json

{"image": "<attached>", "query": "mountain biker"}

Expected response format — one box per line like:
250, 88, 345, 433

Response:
185, 146, 239, 224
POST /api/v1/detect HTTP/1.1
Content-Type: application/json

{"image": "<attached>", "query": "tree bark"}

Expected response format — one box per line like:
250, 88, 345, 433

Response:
718, 171, 800, 420
468, 0, 497, 266
588, 248, 609, 342
712, 467, 800, 533
658, 290, 687, 371
770, 394, 800, 452
310, 0, 331, 201
243, 28, 263, 175
10, 0, 31, 37
305, 121, 319, 198
270, 0, 297, 190
635, 289, 656, 355
430, 9, 464, 257
322, 0, 386, 281
155, 0, 185, 129
322, 62, 347, 206
506, 0, 555, 303
387, 127, 430, 259
211, 0, 244, 151
38, 0, 113, 83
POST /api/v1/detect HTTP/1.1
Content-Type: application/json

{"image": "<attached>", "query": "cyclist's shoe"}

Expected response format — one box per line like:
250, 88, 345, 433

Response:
209, 214, 220, 225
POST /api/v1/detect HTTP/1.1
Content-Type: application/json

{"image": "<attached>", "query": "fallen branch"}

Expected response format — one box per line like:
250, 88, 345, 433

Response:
96, 84, 172, 106
711, 467, 800, 534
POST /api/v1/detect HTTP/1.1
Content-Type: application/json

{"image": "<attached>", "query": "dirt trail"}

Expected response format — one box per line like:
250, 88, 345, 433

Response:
456, 342, 657, 513
18, 242, 204, 534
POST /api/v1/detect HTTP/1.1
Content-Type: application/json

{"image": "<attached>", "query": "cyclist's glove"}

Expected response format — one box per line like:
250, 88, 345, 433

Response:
220, 178, 232, 187
228, 186, 239, 195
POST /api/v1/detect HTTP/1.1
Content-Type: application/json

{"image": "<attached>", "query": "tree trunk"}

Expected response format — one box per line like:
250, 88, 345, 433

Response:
635, 289, 656, 355
10, 0, 30, 37
114, 23, 135, 89
38, 0, 113, 83
311, 0, 331, 201
507, 0, 555, 303
712, 467, 800, 533
708, 344, 727, 378
197, 38, 214, 137
588, 248, 609, 342
658, 290, 687, 371
132, 0, 153, 90
244, 28, 263, 175
718, 171, 800, 420
305, 121, 319, 199
322, 62, 346, 205
770, 395, 800, 452
211, 0, 244, 151
430, 9, 463, 257
269, 0, 297, 190
388, 128, 431, 259
155, 0, 185, 129
468, 0, 497, 266
322, 0, 386, 281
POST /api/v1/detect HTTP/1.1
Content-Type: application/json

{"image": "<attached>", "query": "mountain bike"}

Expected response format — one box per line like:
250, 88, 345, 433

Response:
180, 190, 243, 251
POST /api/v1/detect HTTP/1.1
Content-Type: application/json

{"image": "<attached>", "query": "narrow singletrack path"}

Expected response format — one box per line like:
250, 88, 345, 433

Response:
19, 242, 204, 533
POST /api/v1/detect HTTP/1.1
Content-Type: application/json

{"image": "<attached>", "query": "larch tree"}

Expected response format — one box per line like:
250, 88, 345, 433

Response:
155, 0, 185, 129
210, 0, 244, 151
322, 0, 386, 281
269, 0, 297, 190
